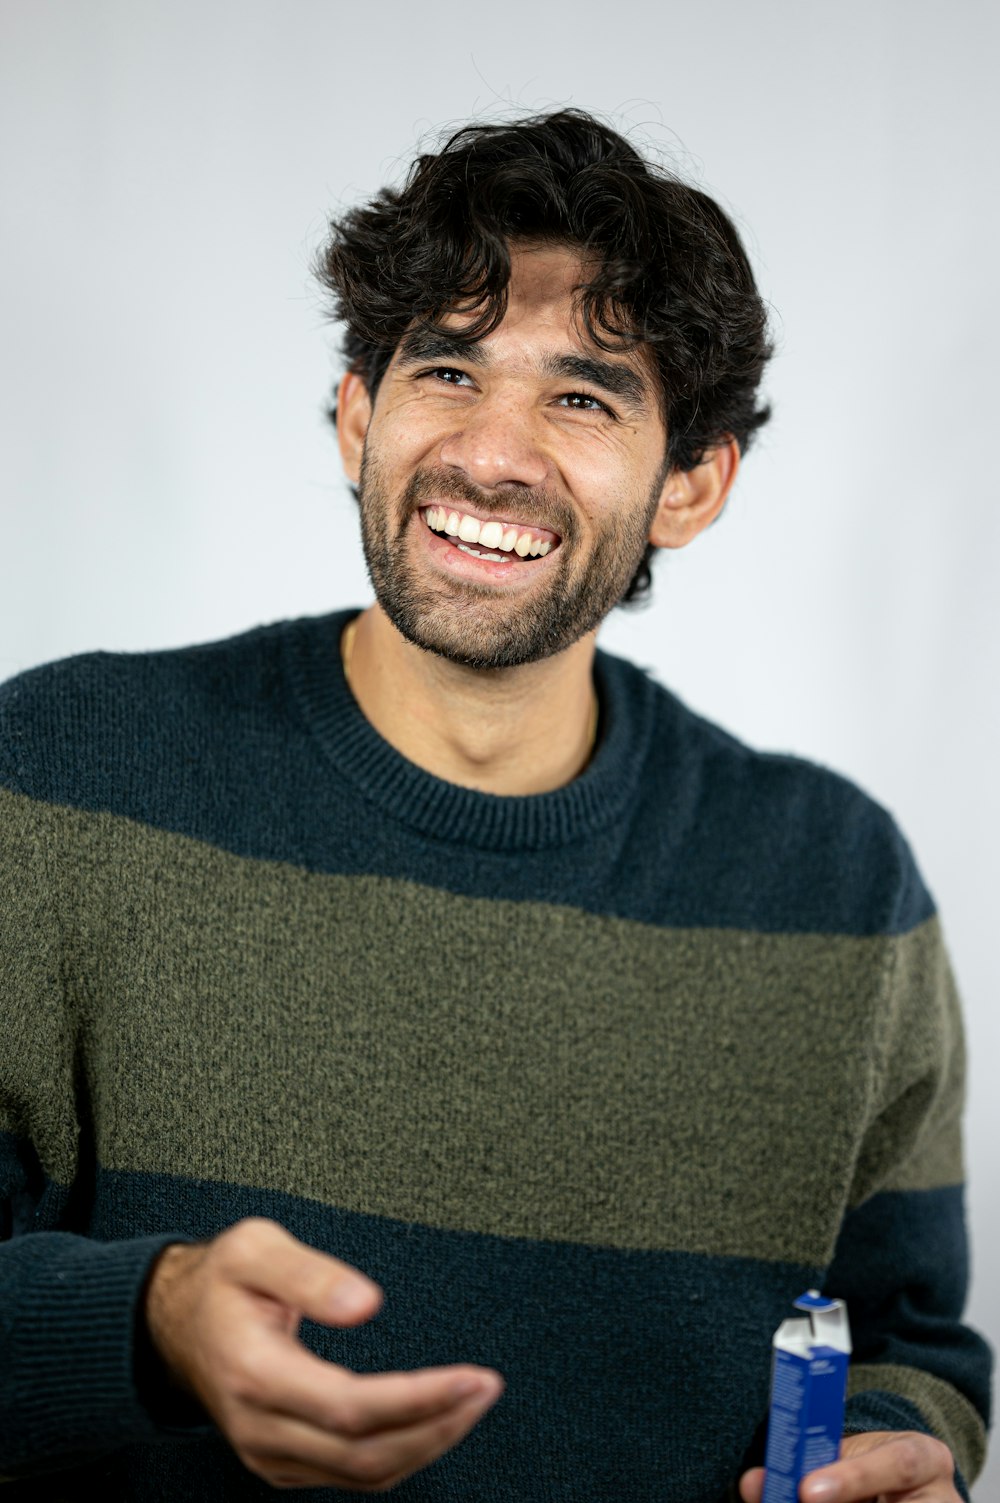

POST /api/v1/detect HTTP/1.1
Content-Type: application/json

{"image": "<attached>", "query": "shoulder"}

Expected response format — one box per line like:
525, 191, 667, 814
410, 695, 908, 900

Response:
598, 650, 933, 937
0, 615, 338, 816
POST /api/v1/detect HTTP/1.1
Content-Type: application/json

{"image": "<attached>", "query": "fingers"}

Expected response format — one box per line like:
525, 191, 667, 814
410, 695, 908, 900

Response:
799, 1430, 956, 1501
737, 1466, 764, 1503
144, 1219, 384, 1404
235, 1372, 504, 1491
246, 1340, 504, 1439
145, 1217, 506, 1492
740, 1430, 957, 1503
215, 1218, 383, 1328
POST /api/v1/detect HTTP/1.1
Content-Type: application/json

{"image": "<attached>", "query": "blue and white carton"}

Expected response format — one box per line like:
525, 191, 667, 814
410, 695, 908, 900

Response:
761, 1291, 851, 1503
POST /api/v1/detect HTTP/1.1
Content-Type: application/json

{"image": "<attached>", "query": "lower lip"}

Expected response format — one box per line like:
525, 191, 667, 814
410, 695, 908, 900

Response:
416, 514, 559, 584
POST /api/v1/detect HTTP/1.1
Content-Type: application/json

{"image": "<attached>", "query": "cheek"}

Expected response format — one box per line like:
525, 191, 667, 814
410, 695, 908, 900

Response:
375, 382, 456, 429
560, 442, 651, 514
370, 406, 446, 467
563, 420, 658, 480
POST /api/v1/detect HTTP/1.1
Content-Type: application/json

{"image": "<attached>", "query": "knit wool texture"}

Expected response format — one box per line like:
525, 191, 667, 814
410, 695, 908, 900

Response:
0, 611, 991, 1501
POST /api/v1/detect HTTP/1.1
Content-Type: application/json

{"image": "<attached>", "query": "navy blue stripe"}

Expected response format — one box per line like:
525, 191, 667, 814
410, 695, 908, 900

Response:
4, 1157, 989, 1498
85, 1165, 817, 1501
0, 614, 934, 935
826, 1186, 991, 1425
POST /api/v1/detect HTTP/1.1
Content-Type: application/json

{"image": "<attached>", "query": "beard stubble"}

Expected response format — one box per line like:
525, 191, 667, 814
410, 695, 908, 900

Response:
357, 443, 663, 670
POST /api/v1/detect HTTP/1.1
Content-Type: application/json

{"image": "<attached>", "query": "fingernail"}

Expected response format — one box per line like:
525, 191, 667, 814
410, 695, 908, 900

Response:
330, 1282, 374, 1317
453, 1375, 501, 1405
451, 1377, 484, 1399
802, 1479, 839, 1503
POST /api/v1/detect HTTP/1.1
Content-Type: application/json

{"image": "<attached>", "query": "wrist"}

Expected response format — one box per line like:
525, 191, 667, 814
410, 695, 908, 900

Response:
137, 1241, 204, 1413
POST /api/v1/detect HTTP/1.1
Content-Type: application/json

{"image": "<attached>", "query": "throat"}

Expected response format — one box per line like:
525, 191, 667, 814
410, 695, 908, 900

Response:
342, 608, 601, 796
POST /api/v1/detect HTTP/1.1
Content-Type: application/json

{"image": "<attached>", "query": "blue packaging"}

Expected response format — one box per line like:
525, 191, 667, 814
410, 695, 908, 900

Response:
761, 1291, 851, 1503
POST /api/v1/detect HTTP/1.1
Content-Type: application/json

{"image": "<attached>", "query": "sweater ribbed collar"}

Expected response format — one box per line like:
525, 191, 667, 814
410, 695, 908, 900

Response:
284, 610, 656, 853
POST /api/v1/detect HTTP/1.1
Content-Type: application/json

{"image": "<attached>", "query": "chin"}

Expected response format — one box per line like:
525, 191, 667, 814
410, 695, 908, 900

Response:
383, 594, 590, 672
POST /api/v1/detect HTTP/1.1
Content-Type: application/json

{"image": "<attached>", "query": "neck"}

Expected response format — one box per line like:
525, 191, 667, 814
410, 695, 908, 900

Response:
341, 605, 600, 796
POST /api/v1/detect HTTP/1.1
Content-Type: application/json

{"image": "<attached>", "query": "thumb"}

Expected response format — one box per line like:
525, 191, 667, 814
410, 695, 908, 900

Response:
223, 1218, 383, 1327
738, 1465, 764, 1503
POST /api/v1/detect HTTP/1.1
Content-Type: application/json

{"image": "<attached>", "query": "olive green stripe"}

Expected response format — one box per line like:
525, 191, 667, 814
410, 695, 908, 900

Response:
847, 1363, 987, 1483
848, 912, 965, 1205
1, 794, 963, 1262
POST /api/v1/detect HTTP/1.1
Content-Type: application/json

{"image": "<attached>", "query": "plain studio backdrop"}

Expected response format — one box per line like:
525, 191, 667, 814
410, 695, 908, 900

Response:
2, 0, 997, 1492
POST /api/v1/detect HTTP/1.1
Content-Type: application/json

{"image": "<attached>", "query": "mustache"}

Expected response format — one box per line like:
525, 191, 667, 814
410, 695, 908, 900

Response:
400, 467, 576, 540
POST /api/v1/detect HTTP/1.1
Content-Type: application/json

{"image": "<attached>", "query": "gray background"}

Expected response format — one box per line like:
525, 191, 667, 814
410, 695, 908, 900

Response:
1, 0, 997, 1492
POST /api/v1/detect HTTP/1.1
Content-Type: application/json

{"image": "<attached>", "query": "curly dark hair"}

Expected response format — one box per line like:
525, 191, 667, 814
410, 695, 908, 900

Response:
315, 109, 773, 604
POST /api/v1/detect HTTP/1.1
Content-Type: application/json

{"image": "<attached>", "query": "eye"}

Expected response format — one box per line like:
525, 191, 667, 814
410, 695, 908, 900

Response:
558, 391, 614, 415
421, 366, 475, 387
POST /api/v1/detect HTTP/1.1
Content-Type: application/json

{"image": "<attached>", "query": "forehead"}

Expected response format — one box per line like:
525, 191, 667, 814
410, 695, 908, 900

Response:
453, 241, 611, 346
398, 241, 662, 412
498, 241, 596, 316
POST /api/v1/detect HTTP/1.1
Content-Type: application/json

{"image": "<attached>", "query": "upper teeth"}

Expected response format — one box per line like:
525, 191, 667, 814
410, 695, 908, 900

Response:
425, 506, 554, 558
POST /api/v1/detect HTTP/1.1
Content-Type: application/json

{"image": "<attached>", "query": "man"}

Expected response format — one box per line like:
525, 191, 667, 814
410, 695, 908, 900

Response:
0, 111, 990, 1501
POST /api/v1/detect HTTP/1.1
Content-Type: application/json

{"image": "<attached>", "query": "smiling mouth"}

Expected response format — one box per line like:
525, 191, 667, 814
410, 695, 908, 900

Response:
422, 505, 560, 563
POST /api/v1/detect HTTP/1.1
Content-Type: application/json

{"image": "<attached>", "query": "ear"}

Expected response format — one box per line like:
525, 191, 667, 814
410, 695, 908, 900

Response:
336, 371, 373, 486
648, 438, 741, 550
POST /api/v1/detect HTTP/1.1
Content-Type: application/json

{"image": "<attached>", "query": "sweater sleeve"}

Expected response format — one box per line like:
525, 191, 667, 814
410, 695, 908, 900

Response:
0, 771, 194, 1478
823, 902, 992, 1499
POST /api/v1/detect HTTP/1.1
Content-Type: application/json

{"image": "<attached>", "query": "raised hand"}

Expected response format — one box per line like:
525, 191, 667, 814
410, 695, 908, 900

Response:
144, 1217, 504, 1491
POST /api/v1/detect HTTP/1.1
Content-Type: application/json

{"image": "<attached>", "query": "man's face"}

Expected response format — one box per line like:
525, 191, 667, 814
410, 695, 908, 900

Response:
354, 243, 670, 670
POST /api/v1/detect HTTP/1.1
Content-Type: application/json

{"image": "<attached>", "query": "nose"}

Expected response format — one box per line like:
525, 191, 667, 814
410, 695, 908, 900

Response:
437, 392, 550, 490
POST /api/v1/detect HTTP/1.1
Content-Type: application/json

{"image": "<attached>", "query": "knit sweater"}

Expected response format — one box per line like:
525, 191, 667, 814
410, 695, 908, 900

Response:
0, 610, 991, 1501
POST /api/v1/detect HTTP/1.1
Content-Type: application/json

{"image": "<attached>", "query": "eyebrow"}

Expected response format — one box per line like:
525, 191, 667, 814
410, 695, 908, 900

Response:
542, 353, 649, 412
396, 329, 489, 367
394, 328, 651, 413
